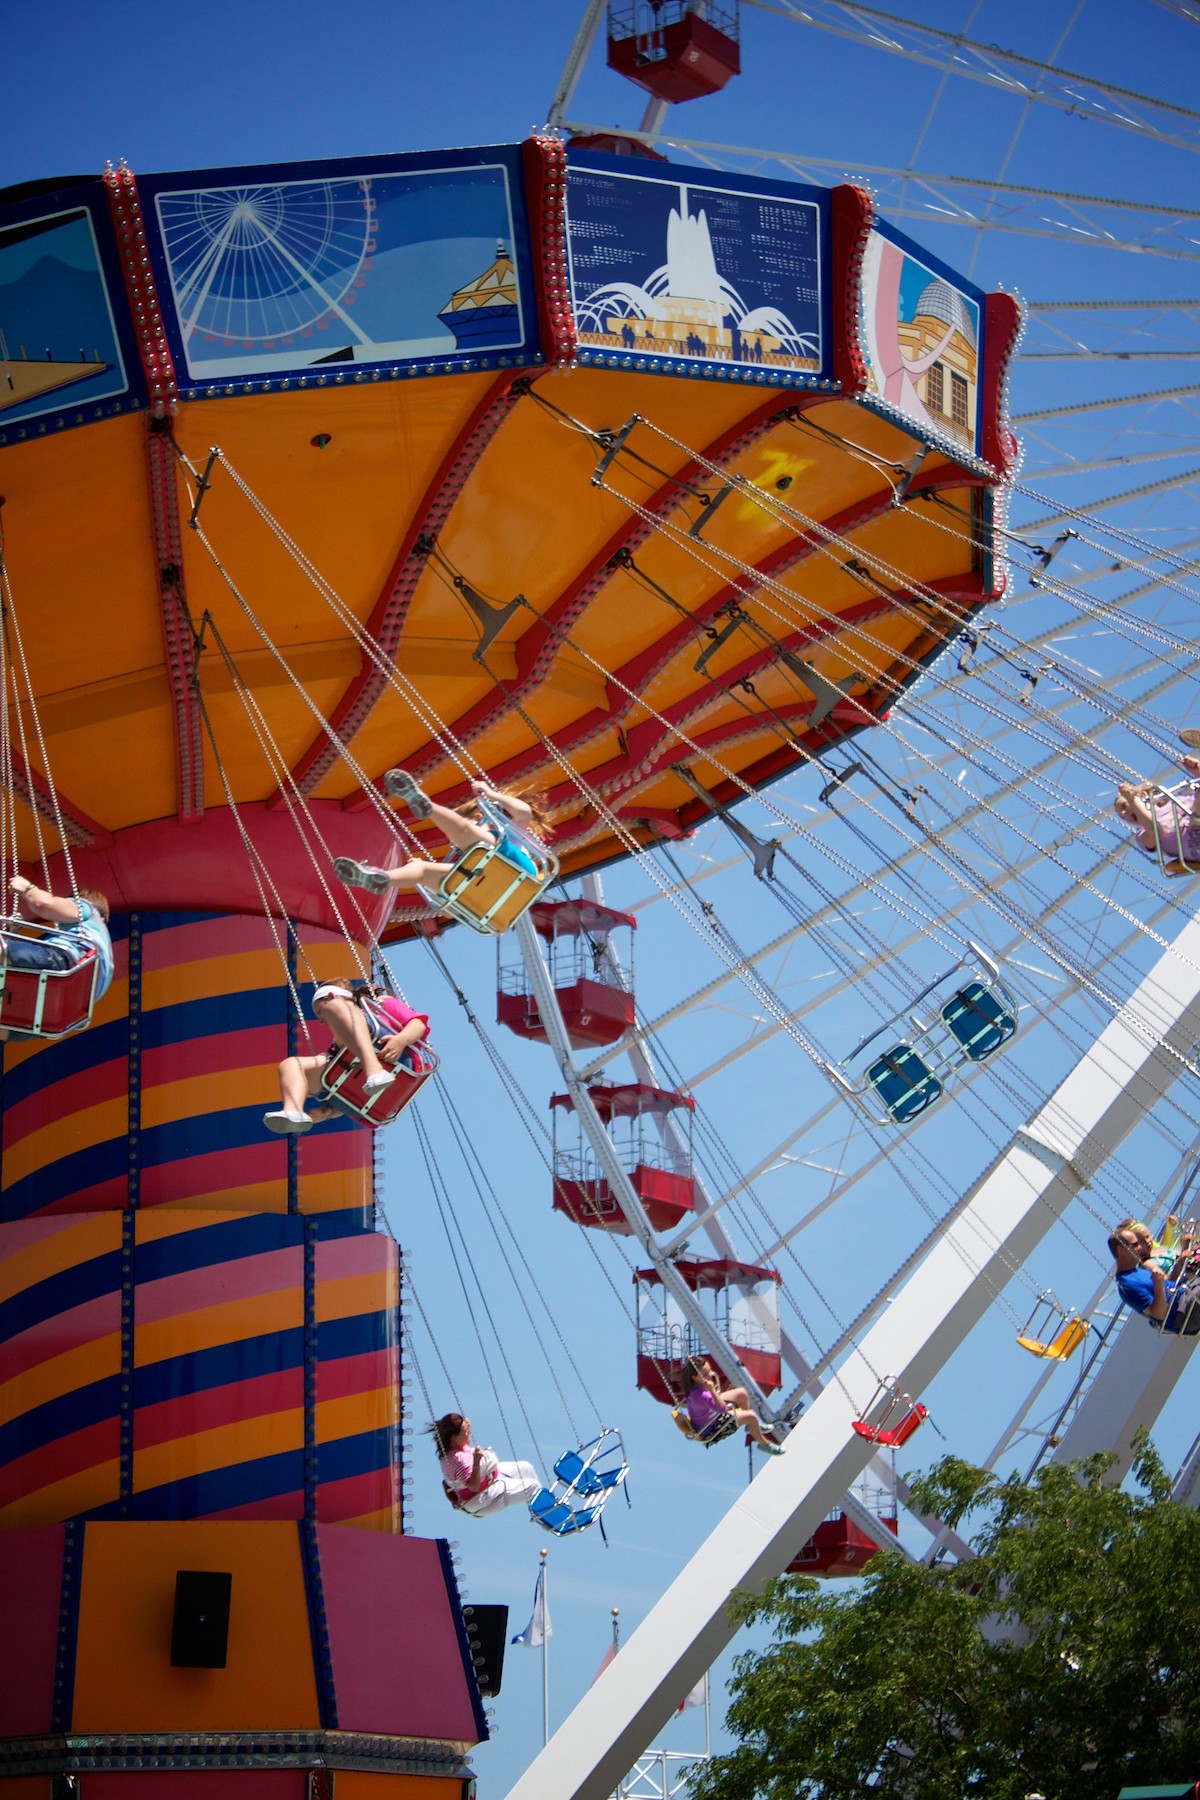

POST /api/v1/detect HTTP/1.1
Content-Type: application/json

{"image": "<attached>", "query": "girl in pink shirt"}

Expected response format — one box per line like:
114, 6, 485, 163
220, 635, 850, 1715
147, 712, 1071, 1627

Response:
264, 981, 430, 1135
428, 1413, 540, 1517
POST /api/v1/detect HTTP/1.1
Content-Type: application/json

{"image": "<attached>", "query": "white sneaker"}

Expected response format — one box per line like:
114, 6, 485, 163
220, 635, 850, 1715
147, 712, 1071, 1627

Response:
333, 857, 391, 896
263, 1110, 314, 1135
364, 1070, 397, 1093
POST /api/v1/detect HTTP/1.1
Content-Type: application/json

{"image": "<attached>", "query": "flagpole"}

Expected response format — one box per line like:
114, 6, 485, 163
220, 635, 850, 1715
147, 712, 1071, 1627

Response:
704, 1668, 711, 1759
611, 1606, 620, 1656
540, 1547, 550, 1748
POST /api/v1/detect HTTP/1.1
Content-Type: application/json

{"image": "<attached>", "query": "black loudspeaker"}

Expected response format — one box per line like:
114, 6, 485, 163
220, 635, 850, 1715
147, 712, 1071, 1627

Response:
50, 1779, 78, 1800
170, 1569, 233, 1668
463, 1603, 508, 1697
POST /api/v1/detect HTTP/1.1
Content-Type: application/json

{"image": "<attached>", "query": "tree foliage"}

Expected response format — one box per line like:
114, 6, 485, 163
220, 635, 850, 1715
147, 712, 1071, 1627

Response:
687, 1437, 1200, 1800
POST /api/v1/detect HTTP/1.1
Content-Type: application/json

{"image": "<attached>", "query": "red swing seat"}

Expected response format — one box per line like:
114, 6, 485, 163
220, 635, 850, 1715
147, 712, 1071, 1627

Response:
318, 1038, 439, 1128
0, 931, 100, 1040
852, 1403, 928, 1448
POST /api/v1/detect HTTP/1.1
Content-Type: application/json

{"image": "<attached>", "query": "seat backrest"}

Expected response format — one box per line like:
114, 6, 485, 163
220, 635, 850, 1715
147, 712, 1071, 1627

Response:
554, 1449, 585, 1485
0, 948, 98, 1038
866, 1045, 942, 1123
940, 982, 1017, 1060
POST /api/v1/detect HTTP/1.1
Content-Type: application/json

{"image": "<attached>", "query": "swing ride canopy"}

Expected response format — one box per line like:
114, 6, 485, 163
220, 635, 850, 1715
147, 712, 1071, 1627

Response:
0, 139, 1018, 937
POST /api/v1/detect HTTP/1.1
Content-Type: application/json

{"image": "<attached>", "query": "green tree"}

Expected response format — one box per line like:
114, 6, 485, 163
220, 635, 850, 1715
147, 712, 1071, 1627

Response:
688, 1438, 1200, 1800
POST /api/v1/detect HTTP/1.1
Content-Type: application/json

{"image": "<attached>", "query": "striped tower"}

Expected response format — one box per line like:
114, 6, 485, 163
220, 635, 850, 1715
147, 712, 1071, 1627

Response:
0, 913, 486, 1799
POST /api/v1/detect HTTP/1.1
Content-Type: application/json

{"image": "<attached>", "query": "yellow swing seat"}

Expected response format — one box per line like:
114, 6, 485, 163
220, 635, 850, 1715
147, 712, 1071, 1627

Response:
1016, 1315, 1090, 1360
419, 799, 559, 936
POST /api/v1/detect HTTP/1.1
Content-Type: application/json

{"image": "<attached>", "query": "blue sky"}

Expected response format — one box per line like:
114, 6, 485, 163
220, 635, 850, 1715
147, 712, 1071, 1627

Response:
6, 3, 1200, 1795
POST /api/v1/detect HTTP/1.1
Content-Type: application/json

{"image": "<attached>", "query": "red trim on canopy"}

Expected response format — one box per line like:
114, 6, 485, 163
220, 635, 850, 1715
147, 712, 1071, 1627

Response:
550, 1082, 694, 1119
633, 1258, 781, 1290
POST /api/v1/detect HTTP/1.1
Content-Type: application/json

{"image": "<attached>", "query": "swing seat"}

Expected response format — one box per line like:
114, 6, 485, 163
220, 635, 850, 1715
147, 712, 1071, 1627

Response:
0, 941, 99, 1041
852, 1402, 928, 1448
671, 1406, 741, 1447
940, 982, 1018, 1061
1016, 1316, 1089, 1360
420, 802, 559, 936
529, 1428, 629, 1536
319, 1038, 439, 1128
529, 1490, 600, 1535
865, 1046, 942, 1124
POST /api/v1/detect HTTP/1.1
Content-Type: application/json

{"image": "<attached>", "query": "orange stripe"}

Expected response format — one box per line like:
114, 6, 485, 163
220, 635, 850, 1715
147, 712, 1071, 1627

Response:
133, 1410, 304, 1491
139, 1066, 278, 1129
134, 1206, 233, 1244
315, 1390, 398, 1445
315, 1269, 397, 1325
0, 1214, 121, 1301
2, 1095, 128, 1188
145, 1181, 289, 1217
142, 947, 287, 1011
134, 1288, 302, 1366
0, 1331, 120, 1418
334, 1505, 395, 1532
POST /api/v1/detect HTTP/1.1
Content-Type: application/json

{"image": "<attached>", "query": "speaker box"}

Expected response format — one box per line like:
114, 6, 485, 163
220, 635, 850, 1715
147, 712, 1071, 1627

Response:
463, 1603, 508, 1697
170, 1569, 233, 1668
50, 1780, 78, 1800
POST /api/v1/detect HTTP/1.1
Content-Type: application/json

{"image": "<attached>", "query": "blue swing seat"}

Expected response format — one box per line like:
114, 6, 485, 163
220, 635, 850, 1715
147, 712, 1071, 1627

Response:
529, 1427, 630, 1538
940, 982, 1017, 1060
865, 1045, 943, 1124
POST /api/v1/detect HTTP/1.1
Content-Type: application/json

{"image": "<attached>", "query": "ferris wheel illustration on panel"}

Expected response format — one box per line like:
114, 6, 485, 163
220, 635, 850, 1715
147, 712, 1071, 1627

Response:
157, 176, 377, 347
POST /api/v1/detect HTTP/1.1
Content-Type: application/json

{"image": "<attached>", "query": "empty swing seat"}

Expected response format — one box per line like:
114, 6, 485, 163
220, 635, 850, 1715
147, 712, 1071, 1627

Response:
319, 1039, 439, 1128
529, 1428, 629, 1537
941, 983, 1017, 1061
0, 942, 99, 1040
1016, 1316, 1089, 1360
865, 1045, 942, 1124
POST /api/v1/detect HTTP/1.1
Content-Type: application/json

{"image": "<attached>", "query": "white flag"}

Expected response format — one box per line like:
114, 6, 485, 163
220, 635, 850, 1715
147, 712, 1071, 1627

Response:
677, 1671, 707, 1713
511, 1566, 552, 1648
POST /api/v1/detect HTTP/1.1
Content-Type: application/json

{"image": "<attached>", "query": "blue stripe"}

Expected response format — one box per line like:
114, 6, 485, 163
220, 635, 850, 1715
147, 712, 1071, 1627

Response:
134, 1328, 305, 1408
138, 1102, 288, 1169
0, 1249, 121, 1341
317, 1427, 398, 1483
0, 1022, 128, 1109
308, 1206, 372, 1243
0, 1135, 129, 1221
0, 1372, 119, 1464
135, 1211, 303, 1283
314, 1309, 395, 1362
126, 1445, 305, 1518
141, 988, 286, 1048
139, 910, 225, 933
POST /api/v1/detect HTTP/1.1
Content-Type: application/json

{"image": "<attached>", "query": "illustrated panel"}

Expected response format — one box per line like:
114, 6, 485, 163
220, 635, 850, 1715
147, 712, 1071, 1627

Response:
566, 156, 828, 387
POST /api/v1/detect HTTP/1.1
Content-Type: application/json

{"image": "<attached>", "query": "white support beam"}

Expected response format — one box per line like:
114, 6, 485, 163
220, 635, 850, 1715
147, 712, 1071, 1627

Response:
504, 913, 1200, 1800
1050, 1310, 1199, 1474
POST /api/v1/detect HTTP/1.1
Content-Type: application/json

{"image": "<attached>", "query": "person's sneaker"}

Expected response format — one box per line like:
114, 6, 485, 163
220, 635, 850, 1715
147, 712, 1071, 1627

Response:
1181, 729, 1200, 750
263, 1110, 313, 1135
384, 769, 433, 818
333, 857, 391, 895
364, 1069, 397, 1093
756, 1441, 784, 1455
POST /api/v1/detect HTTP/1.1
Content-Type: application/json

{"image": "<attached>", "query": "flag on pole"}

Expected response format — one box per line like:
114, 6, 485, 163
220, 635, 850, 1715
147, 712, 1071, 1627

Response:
511, 1565, 552, 1648
591, 1639, 617, 1685
677, 1671, 708, 1713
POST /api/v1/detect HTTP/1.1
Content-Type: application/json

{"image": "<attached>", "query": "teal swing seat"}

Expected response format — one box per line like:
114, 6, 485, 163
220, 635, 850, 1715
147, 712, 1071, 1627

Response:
833, 945, 1019, 1126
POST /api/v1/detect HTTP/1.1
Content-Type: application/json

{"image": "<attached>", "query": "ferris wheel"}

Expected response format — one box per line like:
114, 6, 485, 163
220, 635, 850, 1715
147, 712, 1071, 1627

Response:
156, 175, 376, 347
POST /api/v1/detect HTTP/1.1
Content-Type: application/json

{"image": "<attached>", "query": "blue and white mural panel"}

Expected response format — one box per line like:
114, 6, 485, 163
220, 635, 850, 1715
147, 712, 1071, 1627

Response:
139, 147, 537, 394
565, 155, 829, 387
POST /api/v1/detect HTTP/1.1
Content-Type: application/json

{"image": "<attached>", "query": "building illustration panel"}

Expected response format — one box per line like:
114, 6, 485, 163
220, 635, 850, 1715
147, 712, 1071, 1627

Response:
859, 226, 982, 454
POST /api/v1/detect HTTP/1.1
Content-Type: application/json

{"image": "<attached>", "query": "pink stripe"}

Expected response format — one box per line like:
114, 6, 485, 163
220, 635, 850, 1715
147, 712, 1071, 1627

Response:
2, 1295, 120, 1380
4, 1058, 128, 1149
135, 1369, 304, 1447
298, 1130, 372, 1175
141, 915, 281, 973
136, 1245, 303, 1325
314, 1235, 396, 1283
139, 1140, 285, 1207
0, 1215, 114, 1256
315, 1349, 393, 1401
141, 1025, 287, 1087
316, 1466, 399, 1525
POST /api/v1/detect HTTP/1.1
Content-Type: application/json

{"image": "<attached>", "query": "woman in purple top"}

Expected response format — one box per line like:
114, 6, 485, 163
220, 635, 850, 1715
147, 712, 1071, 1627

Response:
1115, 754, 1200, 871
681, 1358, 782, 1453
